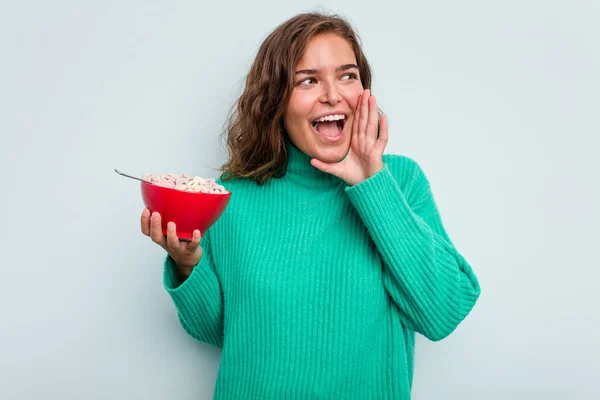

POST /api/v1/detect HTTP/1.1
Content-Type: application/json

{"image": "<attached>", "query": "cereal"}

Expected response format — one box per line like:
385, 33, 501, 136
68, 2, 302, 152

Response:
142, 173, 229, 194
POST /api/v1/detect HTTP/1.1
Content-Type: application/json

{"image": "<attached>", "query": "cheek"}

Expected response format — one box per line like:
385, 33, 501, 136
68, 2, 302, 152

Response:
287, 95, 313, 120
347, 90, 363, 111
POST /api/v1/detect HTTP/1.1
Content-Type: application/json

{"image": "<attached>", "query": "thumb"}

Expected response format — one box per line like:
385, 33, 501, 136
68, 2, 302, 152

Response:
310, 157, 345, 180
310, 158, 327, 172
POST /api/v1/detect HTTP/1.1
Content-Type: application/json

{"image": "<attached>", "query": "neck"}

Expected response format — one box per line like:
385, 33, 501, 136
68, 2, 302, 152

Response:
282, 136, 347, 189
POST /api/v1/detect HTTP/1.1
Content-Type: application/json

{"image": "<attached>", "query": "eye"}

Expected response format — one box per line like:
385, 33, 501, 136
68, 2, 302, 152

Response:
298, 77, 316, 86
297, 73, 359, 86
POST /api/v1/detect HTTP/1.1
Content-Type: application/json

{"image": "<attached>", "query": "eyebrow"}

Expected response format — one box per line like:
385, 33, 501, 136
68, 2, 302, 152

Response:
294, 64, 359, 75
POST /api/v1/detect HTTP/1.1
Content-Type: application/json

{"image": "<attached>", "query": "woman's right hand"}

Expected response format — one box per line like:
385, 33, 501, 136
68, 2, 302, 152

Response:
140, 208, 203, 271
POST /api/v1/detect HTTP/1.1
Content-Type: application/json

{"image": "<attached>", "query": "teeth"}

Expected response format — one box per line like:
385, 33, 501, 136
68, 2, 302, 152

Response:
315, 114, 345, 122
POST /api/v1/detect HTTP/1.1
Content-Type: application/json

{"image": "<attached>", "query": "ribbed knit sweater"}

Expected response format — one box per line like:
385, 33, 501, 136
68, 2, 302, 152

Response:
163, 137, 481, 399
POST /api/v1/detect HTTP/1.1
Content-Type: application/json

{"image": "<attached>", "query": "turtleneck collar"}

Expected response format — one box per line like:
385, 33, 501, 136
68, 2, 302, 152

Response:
282, 136, 348, 190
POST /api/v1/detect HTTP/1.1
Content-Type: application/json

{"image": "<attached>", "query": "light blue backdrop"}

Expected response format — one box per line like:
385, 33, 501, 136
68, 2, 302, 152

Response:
1, 1, 598, 399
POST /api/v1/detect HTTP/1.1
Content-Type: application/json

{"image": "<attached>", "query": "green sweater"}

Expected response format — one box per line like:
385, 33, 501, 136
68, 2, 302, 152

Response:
163, 137, 481, 399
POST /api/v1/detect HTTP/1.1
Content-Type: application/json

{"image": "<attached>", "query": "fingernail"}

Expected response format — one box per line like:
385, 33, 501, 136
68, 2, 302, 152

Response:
168, 222, 174, 230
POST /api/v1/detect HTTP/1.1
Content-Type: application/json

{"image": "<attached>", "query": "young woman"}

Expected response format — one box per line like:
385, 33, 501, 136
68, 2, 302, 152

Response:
141, 11, 481, 399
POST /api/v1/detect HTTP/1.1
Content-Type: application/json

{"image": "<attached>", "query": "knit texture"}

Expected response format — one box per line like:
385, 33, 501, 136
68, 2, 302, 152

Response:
163, 137, 481, 399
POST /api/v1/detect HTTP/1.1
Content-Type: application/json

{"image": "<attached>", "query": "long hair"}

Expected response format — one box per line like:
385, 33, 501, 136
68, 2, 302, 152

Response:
219, 11, 376, 185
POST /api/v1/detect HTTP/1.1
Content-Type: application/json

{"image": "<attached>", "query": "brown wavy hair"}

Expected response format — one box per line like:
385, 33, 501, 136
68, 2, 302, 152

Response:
218, 10, 376, 186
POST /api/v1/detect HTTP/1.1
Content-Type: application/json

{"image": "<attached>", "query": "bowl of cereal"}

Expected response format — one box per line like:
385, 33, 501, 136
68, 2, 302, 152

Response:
140, 172, 231, 240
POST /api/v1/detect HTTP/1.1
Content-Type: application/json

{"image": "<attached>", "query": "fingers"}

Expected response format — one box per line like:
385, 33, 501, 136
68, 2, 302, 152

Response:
150, 212, 167, 247
352, 92, 361, 139
367, 95, 379, 140
141, 208, 150, 236
377, 113, 389, 150
165, 221, 181, 251
186, 230, 202, 251
146, 210, 199, 256
359, 88, 370, 136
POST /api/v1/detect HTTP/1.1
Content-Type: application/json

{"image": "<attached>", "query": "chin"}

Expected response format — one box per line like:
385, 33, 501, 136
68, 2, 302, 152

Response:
310, 139, 350, 162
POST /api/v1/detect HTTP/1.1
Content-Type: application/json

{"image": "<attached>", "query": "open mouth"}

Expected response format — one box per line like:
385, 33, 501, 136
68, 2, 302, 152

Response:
311, 116, 346, 139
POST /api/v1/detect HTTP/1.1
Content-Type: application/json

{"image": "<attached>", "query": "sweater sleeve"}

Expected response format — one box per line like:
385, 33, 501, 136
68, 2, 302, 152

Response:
163, 228, 224, 348
344, 157, 481, 341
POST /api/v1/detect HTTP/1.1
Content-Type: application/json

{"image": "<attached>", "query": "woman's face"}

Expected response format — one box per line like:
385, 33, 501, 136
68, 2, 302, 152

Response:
283, 33, 364, 163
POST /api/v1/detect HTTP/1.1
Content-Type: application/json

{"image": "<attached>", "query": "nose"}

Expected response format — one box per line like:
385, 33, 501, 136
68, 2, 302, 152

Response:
319, 80, 342, 105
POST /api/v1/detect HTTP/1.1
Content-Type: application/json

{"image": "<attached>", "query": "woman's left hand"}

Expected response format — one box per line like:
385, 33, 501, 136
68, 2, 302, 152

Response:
310, 89, 388, 186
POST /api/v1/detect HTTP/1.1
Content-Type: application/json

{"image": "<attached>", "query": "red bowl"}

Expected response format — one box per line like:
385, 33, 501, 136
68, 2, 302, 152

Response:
141, 181, 231, 239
